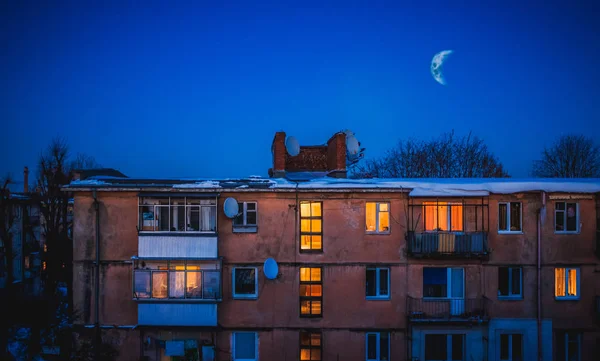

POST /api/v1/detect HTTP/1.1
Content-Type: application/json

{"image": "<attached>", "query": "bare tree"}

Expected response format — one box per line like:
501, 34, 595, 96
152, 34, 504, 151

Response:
70, 153, 101, 171
352, 131, 509, 178
532, 134, 600, 178
0, 175, 16, 359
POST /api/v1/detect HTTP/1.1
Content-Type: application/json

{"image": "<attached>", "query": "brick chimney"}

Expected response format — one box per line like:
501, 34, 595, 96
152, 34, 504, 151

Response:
326, 132, 347, 178
269, 131, 287, 178
24, 166, 29, 193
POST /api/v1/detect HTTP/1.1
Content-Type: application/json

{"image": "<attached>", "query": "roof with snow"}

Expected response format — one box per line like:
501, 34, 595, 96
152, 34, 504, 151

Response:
61, 175, 600, 195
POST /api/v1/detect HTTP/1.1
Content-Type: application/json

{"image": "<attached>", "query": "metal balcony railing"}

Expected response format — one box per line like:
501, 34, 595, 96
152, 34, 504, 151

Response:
406, 231, 489, 258
407, 296, 489, 322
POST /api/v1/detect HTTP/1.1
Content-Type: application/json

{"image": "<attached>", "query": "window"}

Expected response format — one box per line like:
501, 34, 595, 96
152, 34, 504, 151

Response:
423, 268, 464, 298
424, 334, 465, 361
300, 267, 322, 317
554, 267, 579, 299
499, 202, 522, 233
366, 332, 389, 361
423, 202, 463, 232
555, 331, 581, 361
498, 267, 522, 299
300, 201, 323, 251
233, 202, 257, 231
366, 268, 390, 299
555, 202, 579, 233
132, 260, 221, 300
300, 331, 321, 361
233, 267, 258, 299
366, 202, 390, 233
232, 332, 257, 361
138, 196, 217, 232
500, 334, 523, 361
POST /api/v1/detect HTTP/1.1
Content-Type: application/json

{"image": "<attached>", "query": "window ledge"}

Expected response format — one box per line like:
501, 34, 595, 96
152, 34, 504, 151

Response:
366, 296, 391, 301
554, 231, 580, 235
498, 296, 523, 301
365, 232, 391, 236
299, 250, 324, 254
233, 226, 257, 233
138, 231, 217, 237
233, 295, 258, 300
554, 297, 580, 301
498, 231, 524, 235
133, 298, 222, 303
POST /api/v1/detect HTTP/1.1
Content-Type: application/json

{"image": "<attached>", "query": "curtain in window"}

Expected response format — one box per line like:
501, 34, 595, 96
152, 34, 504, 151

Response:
450, 205, 463, 231
567, 269, 577, 296
555, 268, 566, 297
169, 271, 185, 298
450, 268, 464, 298
201, 206, 211, 231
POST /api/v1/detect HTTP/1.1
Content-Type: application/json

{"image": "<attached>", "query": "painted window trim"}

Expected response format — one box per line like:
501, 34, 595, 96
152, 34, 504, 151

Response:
233, 201, 258, 230
422, 267, 465, 299
554, 202, 580, 234
365, 202, 391, 234
498, 267, 523, 300
232, 267, 259, 299
232, 331, 258, 361
498, 202, 523, 233
498, 332, 524, 361
554, 267, 580, 300
366, 332, 390, 361
366, 267, 391, 300
562, 332, 581, 361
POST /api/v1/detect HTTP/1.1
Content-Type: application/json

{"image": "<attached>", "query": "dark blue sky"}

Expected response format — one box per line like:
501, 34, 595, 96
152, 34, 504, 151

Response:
1, 0, 598, 185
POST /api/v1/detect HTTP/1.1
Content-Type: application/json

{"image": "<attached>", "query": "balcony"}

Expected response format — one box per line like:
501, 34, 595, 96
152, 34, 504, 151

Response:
406, 231, 489, 258
138, 234, 217, 258
407, 296, 489, 323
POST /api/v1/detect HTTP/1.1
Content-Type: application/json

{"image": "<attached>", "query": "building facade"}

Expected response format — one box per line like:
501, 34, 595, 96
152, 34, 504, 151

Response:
65, 132, 600, 361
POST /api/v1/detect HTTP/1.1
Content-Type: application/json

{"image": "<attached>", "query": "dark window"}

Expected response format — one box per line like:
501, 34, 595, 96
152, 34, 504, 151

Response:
300, 267, 322, 317
233, 202, 258, 227
300, 331, 321, 361
555, 202, 578, 232
499, 202, 522, 232
425, 334, 446, 360
500, 334, 523, 361
233, 332, 256, 360
233, 268, 257, 298
300, 201, 323, 251
366, 268, 390, 298
366, 332, 389, 361
498, 267, 522, 298
451, 334, 464, 361
423, 268, 447, 297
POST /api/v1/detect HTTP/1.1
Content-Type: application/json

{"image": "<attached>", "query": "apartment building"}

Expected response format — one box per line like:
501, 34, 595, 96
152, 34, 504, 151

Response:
64, 132, 600, 361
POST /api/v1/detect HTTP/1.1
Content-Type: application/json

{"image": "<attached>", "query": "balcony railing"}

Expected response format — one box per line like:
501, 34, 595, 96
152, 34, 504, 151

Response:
407, 296, 489, 322
406, 231, 489, 258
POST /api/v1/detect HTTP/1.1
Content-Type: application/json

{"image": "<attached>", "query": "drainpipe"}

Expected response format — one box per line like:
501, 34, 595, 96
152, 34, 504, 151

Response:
93, 190, 101, 356
537, 191, 546, 361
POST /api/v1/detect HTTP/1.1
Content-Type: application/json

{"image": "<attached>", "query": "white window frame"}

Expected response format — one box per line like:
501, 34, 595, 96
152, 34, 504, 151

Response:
555, 267, 580, 300
366, 332, 390, 361
366, 202, 391, 234
498, 333, 524, 361
137, 196, 218, 233
423, 267, 465, 299
498, 267, 523, 299
554, 202, 580, 234
366, 267, 390, 299
232, 332, 258, 361
234, 201, 258, 228
561, 332, 581, 361
232, 267, 258, 299
498, 202, 522, 233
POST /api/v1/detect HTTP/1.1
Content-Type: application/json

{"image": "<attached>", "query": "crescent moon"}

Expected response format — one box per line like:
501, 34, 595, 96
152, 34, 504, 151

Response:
431, 50, 453, 85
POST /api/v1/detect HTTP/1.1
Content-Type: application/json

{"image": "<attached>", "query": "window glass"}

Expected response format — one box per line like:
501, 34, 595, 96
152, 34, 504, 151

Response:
234, 333, 255, 360
234, 268, 256, 296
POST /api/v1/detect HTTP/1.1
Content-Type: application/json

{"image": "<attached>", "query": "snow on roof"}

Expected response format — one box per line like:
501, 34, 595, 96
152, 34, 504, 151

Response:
64, 176, 600, 195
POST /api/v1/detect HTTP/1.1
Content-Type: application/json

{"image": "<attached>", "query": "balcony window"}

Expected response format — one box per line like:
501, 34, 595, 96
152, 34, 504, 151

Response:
555, 202, 579, 233
425, 334, 464, 361
423, 267, 464, 298
499, 202, 522, 233
423, 202, 463, 232
138, 196, 217, 232
366, 202, 390, 233
555, 267, 579, 300
133, 260, 221, 300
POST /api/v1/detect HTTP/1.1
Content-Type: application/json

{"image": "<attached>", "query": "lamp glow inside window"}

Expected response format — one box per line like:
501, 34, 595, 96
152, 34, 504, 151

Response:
366, 202, 390, 233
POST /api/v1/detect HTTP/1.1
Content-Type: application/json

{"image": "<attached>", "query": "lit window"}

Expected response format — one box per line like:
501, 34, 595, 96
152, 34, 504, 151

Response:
233, 202, 258, 231
138, 196, 217, 232
300, 201, 322, 251
498, 267, 522, 299
233, 332, 257, 361
300, 267, 322, 317
366, 332, 389, 361
366, 202, 390, 233
366, 268, 390, 299
555, 267, 579, 299
500, 334, 523, 361
423, 202, 463, 231
555, 202, 579, 233
498, 202, 522, 232
233, 267, 258, 298
300, 331, 321, 361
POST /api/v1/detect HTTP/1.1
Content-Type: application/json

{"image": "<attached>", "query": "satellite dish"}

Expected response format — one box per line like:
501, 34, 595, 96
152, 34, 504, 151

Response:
263, 258, 279, 280
343, 129, 354, 137
285, 136, 300, 156
223, 197, 239, 218
346, 135, 360, 155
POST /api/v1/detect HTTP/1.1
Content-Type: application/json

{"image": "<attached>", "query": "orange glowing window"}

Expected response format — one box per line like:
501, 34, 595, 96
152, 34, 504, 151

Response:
300, 267, 322, 317
554, 267, 579, 299
423, 202, 463, 231
366, 202, 390, 233
300, 201, 323, 251
300, 331, 322, 361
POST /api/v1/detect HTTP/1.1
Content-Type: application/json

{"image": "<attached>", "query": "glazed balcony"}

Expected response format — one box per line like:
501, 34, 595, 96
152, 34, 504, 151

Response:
407, 296, 489, 323
406, 231, 489, 258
